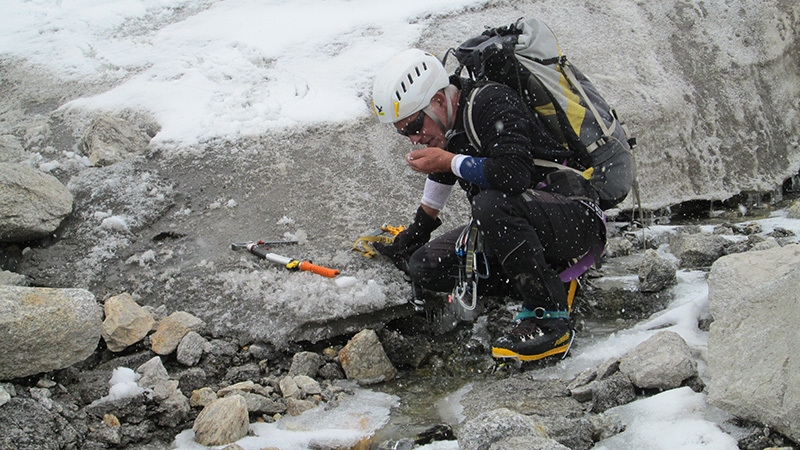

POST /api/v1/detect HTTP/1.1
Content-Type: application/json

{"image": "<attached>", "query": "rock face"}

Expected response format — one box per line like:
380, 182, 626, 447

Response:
707, 244, 800, 442
0, 163, 73, 242
0, 286, 102, 380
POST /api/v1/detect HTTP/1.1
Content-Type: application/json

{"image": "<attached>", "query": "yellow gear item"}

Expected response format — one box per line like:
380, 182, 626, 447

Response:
352, 224, 406, 258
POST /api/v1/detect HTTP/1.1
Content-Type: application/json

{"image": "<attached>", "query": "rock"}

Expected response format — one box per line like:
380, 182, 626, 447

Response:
80, 114, 151, 167
0, 163, 73, 242
707, 244, 800, 442
293, 375, 321, 396
190, 387, 217, 408
235, 392, 286, 415
459, 377, 585, 423
668, 232, 729, 268
637, 249, 677, 292
0, 385, 10, 407
102, 293, 156, 352
288, 351, 325, 377
0, 135, 25, 163
604, 236, 635, 258
0, 397, 82, 450
0, 270, 30, 286
285, 397, 317, 416
787, 200, 800, 219
218, 381, 256, 397
457, 408, 549, 450
619, 330, 697, 390
177, 331, 209, 366
136, 356, 182, 406
279, 376, 300, 399
0, 286, 102, 380
586, 371, 637, 413
192, 395, 249, 446
338, 329, 396, 385
150, 311, 206, 355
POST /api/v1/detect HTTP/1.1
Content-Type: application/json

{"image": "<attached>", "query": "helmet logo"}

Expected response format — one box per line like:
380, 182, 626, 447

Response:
393, 101, 400, 118
373, 102, 384, 116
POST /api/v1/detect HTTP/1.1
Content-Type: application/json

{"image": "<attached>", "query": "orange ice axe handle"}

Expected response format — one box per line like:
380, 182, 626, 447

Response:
264, 252, 340, 278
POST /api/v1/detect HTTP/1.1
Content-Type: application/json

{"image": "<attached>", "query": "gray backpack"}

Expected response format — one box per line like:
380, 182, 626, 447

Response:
451, 17, 636, 210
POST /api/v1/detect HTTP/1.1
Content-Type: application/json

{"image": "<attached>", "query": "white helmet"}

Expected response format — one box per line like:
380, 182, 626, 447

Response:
372, 49, 450, 124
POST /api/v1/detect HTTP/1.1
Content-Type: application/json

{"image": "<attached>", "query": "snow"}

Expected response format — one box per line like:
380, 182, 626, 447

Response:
3, 1, 799, 449
88, 367, 148, 407
0, 0, 484, 146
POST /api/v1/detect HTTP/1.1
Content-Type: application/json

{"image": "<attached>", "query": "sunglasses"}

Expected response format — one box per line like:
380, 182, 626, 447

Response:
396, 111, 426, 137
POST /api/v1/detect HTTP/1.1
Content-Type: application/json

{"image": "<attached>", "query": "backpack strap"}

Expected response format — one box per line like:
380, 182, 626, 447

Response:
463, 82, 485, 150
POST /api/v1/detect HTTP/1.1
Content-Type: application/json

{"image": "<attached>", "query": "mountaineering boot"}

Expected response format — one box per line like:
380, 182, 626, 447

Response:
492, 317, 574, 361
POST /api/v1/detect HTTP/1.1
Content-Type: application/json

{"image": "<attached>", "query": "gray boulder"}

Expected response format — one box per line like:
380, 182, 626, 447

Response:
638, 249, 678, 292
0, 163, 73, 242
457, 408, 567, 450
669, 232, 729, 268
619, 330, 698, 390
0, 286, 102, 380
707, 244, 800, 442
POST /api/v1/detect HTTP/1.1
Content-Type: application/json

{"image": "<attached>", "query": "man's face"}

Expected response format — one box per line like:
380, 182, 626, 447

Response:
392, 95, 447, 149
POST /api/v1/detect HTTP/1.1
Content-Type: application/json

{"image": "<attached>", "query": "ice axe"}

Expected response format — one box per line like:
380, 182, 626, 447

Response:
231, 240, 340, 278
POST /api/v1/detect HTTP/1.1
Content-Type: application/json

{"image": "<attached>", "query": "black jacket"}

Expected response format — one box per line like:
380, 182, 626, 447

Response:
429, 77, 571, 199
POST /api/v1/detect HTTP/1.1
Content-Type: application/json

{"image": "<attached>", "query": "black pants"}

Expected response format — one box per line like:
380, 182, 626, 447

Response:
408, 189, 604, 313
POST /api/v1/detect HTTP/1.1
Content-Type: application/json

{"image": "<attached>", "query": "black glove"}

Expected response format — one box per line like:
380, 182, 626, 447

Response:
375, 206, 442, 273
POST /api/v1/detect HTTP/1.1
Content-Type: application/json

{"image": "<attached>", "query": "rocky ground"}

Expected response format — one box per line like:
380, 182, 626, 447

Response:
3, 200, 800, 449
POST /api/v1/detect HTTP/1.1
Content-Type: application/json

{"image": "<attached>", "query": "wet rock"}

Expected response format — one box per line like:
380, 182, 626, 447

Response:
150, 311, 206, 355
707, 244, 800, 443
669, 232, 729, 268
379, 328, 433, 369
456, 407, 550, 450
460, 376, 585, 422
637, 249, 677, 292
619, 331, 697, 390
338, 329, 396, 385
192, 395, 249, 446
0, 162, 73, 242
0, 286, 102, 380
102, 292, 156, 352
604, 236, 635, 258
585, 371, 637, 413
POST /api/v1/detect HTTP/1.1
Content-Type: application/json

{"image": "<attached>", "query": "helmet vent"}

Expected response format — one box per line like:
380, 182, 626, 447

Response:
407, 74, 414, 84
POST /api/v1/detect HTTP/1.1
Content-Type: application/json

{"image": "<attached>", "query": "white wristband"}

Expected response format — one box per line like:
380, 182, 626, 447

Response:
421, 178, 454, 211
450, 154, 468, 178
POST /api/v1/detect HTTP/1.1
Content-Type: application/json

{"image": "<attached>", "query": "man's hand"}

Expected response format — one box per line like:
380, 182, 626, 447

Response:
405, 147, 455, 175
374, 206, 441, 274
